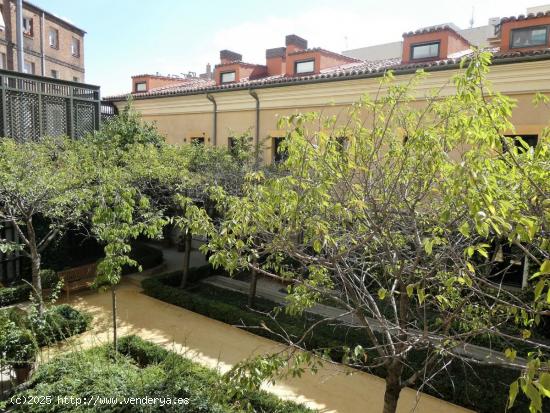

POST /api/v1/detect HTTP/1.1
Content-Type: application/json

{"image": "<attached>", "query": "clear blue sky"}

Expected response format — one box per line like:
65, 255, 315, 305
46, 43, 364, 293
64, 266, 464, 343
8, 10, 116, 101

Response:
32, 0, 542, 96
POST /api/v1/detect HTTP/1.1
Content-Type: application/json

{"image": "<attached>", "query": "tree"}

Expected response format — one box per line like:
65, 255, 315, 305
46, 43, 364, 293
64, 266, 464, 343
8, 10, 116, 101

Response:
0, 137, 93, 314
200, 51, 550, 413
88, 140, 167, 351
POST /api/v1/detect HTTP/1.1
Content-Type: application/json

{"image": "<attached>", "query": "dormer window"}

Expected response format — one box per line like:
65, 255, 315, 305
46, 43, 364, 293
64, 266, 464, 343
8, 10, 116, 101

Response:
410, 41, 440, 60
295, 59, 314, 74
510, 26, 548, 49
220, 71, 236, 83
135, 82, 146, 92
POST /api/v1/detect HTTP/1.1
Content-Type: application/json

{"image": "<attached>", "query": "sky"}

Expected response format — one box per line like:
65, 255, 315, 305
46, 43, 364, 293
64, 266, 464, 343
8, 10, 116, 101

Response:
31, 0, 545, 96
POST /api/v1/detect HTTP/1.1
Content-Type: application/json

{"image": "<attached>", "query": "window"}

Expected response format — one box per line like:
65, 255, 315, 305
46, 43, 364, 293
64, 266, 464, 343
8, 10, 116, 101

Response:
505, 134, 538, 151
71, 37, 80, 57
23, 60, 35, 74
511, 26, 548, 48
273, 137, 287, 163
295, 59, 314, 74
73, 76, 79, 82
48, 28, 59, 48
191, 137, 205, 145
0, 52, 6, 69
411, 42, 440, 60
50, 69, 58, 79
23, 17, 33, 36
220, 71, 235, 83
135, 82, 147, 92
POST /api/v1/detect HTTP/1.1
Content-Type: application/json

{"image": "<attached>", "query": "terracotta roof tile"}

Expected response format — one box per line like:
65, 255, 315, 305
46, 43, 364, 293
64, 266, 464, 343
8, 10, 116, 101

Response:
500, 11, 550, 23
105, 48, 550, 101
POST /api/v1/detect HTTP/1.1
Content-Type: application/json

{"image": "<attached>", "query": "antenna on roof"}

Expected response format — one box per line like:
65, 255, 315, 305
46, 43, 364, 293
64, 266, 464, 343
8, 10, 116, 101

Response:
469, 6, 475, 28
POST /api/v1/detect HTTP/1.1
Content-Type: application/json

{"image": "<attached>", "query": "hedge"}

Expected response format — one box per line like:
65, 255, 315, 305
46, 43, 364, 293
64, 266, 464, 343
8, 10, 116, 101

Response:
1, 304, 92, 348
0, 283, 32, 308
142, 272, 542, 413
8, 335, 314, 413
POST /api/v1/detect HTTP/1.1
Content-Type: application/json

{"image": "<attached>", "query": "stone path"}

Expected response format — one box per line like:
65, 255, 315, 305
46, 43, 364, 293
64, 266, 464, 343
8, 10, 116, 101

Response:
53, 278, 470, 413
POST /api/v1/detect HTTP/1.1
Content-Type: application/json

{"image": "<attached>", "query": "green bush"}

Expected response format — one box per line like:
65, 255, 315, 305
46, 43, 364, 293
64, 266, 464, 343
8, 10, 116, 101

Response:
142, 274, 539, 413
29, 304, 92, 346
1, 304, 92, 349
0, 283, 31, 307
40, 269, 60, 290
11, 336, 314, 413
0, 315, 37, 367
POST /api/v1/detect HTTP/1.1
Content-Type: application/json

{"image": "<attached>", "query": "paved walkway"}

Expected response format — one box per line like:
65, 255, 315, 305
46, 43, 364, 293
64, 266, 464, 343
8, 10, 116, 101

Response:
51, 278, 470, 413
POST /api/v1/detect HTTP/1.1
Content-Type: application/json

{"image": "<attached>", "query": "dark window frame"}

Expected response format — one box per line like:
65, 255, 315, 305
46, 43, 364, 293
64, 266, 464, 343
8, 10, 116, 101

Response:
220, 71, 236, 84
510, 25, 549, 49
135, 82, 147, 93
294, 59, 315, 75
71, 37, 80, 57
191, 136, 205, 145
504, 134, 538, 151
410, 41, 441, 61
272, 136, 288, 163
48, 28, 59, 49
23, 17, 33, 37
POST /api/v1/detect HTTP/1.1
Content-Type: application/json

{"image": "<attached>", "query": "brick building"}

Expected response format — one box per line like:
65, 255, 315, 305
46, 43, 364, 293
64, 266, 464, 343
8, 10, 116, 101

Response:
106, 6, 550, 164
0, 0, 85, 81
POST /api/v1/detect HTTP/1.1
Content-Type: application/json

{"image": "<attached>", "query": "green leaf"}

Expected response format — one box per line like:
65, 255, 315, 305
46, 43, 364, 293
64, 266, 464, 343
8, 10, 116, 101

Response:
417, 287, 426, 305
459, 222, 470, 237
534, 280, 545, 300
378, 288, 387, 300
406, 284, 415, 298
540, 260, 550, 275
508, 381, 519, 408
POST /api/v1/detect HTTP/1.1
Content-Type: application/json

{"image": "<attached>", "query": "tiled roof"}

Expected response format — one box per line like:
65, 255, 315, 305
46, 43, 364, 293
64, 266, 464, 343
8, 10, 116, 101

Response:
500, 11, 550, 23
288, 47, 360, 62
215, 61, 267, 68
105, 48, 550, 101
403, 24, 471, 45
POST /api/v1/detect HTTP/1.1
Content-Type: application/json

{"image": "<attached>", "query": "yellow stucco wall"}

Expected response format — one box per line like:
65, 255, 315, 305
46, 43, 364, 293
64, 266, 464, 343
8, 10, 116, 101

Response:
115, 60, 550, 163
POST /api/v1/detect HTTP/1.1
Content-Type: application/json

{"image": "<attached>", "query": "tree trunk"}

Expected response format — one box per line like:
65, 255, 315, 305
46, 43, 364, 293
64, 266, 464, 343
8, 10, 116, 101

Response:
180, 230, 192, 288
383, 363, 403, 413
111, 285, 117, 353
26, 218, 44, 315
248, 268, 258, 308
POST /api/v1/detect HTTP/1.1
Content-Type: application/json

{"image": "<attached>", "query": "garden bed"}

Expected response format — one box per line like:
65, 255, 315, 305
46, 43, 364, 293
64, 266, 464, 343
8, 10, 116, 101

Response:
6, 335, 314, 413
141, 271, 540, 413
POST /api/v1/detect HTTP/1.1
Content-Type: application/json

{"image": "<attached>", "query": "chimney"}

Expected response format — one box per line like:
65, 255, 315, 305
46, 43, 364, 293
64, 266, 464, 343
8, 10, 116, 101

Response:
285, 34, 308, 55
220, 50, 242, 64
266, 47, 286, 76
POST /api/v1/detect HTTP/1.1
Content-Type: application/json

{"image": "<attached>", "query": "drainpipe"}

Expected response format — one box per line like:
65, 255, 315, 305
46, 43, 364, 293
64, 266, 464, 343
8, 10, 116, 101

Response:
40, 11, 45, 76
248, 89, 260, 167
206, 93, 217, 146
15, 0, 24, 72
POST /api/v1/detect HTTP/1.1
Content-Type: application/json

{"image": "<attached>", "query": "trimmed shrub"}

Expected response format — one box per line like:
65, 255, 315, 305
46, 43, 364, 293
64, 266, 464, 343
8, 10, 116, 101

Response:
10, 336, 314, 413
142, 275, 538, 413
0, 283, 32, 307
30, 304, 92, 346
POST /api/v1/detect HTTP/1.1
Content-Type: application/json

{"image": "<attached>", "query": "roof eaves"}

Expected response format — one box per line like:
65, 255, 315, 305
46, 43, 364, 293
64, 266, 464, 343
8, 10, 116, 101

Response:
104, 49, 550, 102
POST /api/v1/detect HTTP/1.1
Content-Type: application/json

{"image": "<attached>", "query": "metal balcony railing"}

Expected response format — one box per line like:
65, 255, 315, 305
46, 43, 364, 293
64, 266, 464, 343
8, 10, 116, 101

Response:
0, 69, 101, 141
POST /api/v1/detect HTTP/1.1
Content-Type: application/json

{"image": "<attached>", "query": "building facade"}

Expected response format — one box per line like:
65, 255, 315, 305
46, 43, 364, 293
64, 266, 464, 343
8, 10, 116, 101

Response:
0, 0, 85, 81
106, 8, 550, 165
